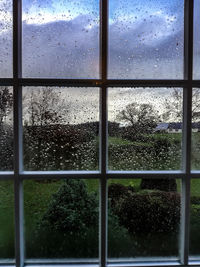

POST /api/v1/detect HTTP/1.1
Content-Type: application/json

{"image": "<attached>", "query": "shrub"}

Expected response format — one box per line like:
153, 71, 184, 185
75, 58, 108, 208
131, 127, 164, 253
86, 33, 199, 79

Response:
23, 124, 95, 170
191, 196, 200, 205
153, 137, 171, 156
113, 190, 181, 234
108, 183, 134, 207
40, 179, 98, 235
140, 178, 177, 192
0, 125, 13, 170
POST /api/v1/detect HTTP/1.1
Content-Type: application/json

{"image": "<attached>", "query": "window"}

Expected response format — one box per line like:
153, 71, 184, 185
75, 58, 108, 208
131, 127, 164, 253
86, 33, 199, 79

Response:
0, 0, 199, 266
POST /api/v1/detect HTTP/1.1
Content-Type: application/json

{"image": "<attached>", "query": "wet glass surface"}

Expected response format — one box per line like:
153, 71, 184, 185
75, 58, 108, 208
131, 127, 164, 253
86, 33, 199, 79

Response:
22, 0, 99, 78
193, 0, 200, 79
0, 0, 12, 77
108, 0, 184, 79
108, 87, 182, 171
0, 181, 14, 260
23, 87, 99, 171
24, 179, 99, 259
0, 87, 13, 171
108, 179, 181, 259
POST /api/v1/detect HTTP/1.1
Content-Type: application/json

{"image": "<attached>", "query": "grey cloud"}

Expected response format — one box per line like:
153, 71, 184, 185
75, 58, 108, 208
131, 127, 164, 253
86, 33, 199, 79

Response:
0, 13, 185, 79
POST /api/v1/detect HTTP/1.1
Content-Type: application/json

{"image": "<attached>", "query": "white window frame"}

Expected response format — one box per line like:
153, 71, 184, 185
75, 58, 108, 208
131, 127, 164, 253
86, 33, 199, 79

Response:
0, 0, 199, 266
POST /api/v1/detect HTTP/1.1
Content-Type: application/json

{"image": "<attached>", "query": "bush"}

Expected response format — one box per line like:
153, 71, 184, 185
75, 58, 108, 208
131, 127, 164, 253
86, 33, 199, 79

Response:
191, 196, 200, 205
23, 124, 95, 170
153, 137, 171, 156
113, 190, 181, 234
40, 179, 98, 235
0, 125, 13, 170
140, 178, 177, 192
108, 183, 134, 207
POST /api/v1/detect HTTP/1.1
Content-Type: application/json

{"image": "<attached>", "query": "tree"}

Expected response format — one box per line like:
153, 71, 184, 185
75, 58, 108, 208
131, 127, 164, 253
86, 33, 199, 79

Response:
0, 87, 12, 125
117, 101, 178, 192
23, 87, 68, 170
163, 88, 200, 122
117, 102, 159, 133
41, 179, 98, 234
23, 87, 67, 126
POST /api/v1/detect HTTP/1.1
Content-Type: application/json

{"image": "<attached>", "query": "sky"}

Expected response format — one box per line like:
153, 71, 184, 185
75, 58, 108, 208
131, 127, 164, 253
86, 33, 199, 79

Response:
0, 0, 190, 78
0, 0, 199, 123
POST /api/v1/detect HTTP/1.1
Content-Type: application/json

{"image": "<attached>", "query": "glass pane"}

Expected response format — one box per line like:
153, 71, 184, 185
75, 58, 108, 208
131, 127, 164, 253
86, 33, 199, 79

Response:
0, 181, 15, 260
0, 87, 13, 171
190, 179, 200, 258
22, 0, 99, 78
108, 88, 182, 170
193, 0, 200, 79
108, 0, 184, 79
24, 179, 99, 259
191, 88, 200, 170
23, 87, 99, 171
0, 0, 12, 77
108, 179, 181, 259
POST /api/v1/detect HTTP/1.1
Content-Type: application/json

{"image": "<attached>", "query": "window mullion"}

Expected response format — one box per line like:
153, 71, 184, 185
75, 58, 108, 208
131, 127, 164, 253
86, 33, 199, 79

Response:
100, 0, 108, 266
180, 0, 194, 264
13, 0, 24, 266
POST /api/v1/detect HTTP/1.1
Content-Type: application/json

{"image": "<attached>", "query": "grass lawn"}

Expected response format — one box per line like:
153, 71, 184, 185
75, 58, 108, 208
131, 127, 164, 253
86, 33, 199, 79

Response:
1, 132, 200, 258
0, 181, 15, 259
108, 133, 182, 170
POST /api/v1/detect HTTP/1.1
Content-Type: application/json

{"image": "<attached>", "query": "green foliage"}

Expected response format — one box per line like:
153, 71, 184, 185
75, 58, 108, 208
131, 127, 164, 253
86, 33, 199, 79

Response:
140, 178, 177, 192
109, 185, 180, 234
153, 137, 172, 156
190, 203, 200, 254
0, 87, 12, 125
108, 183, 135, 207
40, 179, 98, 235
191, 196, 200, 204
23, 125, 97, 170
0, 125, 13, 171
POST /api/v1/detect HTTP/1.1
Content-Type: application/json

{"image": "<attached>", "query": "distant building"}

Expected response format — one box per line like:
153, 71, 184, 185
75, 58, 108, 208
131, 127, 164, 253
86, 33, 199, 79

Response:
155, 122, 200, 133
168, 122, 182, 133
154, 123, 169, 132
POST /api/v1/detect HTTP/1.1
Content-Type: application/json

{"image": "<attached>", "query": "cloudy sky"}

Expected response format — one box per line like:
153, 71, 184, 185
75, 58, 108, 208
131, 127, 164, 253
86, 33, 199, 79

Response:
0, 0, 199, 123
0, 0, 199, 78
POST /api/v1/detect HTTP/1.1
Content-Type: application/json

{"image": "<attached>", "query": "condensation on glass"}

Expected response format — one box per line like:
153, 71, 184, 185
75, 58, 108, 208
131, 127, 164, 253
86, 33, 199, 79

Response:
193, 0, 200, 79
189, 179, 200, 258
108, 87, 182, 171
108, 179, 181, 259
191, 88, 200, 170
0, 0, 13, 77
22, 0, 99, 78
24, 179, 99, 259
108, 0, 184, 79
0, 181, 15, 260
0, 87, 13, 171
22, 87, 99, 171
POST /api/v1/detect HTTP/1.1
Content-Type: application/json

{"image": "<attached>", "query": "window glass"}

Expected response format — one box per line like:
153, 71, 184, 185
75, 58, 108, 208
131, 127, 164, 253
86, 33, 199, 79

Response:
190, 179, 200, 258
108, 88, 182, 170
108, 0, 184, 79
0, 0, 12, 77
0, 87, 13, 171
22, 0, 99, 78
193, 0, 200, 79
108, 179, 181, 259
23, 87, 99, 171
191, 88, 200, 170
24, 179, 99, 259
0, 181, 15, 260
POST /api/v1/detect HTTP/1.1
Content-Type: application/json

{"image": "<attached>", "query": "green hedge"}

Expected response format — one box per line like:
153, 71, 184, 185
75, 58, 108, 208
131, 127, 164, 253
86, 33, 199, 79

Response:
108, 183, 181, 234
